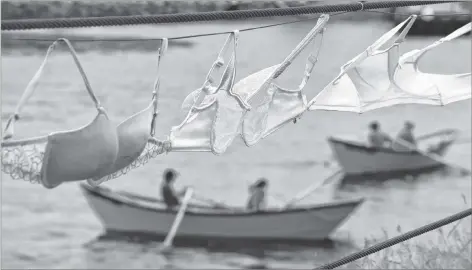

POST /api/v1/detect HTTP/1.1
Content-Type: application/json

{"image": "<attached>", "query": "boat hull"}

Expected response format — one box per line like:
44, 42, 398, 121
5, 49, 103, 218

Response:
80, 184, 363, 245
328, 137, 447, 180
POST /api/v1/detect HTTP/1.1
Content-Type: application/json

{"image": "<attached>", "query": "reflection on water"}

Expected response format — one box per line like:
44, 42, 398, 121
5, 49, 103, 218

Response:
78, 237, 352, 269
1, 17, 471, 269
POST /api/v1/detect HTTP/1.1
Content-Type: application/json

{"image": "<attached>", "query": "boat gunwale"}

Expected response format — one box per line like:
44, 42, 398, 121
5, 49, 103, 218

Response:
80, 183, 364, 217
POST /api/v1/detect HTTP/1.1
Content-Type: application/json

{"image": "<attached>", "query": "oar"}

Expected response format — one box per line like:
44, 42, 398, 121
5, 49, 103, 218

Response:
160, 188, 194, 253
416, 129, 470, 147
282, 169, 344, 209
394, 138, 470, 175
416, 129, 458, 141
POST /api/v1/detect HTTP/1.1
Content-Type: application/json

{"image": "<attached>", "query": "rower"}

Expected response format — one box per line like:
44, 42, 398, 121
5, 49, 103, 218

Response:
367, 121, 392, 148
247, 178, 268, 212
392, 121, 417, 151
160, 168, 187, 210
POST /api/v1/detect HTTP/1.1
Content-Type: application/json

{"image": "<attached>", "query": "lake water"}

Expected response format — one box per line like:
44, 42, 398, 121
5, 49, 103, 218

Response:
1, 17, 471, 269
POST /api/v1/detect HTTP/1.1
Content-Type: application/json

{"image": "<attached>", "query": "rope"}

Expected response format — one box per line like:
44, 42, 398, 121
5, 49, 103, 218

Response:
3, 9, 470, 42
1, 1, 463, 31
2, 12, 345, 42
370, 9, 471, 17
314, 207, 472, 269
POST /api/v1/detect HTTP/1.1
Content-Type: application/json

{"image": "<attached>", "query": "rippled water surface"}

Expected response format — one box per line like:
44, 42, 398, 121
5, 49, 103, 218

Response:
1, 18, 471, 269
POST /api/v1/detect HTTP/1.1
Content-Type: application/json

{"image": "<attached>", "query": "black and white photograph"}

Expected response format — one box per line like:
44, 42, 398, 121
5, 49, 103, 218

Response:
1, 0, 471, 269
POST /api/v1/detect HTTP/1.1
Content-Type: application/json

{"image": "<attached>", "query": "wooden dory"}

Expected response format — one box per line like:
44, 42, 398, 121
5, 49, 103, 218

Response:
328, 136, 454, 179
80, 183, 363, 245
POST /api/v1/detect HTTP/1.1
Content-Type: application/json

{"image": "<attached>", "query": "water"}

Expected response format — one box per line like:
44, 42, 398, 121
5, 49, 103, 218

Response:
1, 18, 471, 269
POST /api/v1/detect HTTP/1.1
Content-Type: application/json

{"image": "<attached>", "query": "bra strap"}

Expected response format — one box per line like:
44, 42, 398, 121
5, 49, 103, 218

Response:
216, 30, 239, 92
59, 38, 101, 108
399, 22, 471, 68
2, 43, 55, 140
368, 15, 416, 54
219, 30, 251, 109
2, 38, 100, 140
295, 26, 325, 92
201, 31, 239, 94
419, 22, 471, 57
272, 14, 330, 79
440, 22, 471, 42
337, 15, 416, 74
150, 38, 168, 137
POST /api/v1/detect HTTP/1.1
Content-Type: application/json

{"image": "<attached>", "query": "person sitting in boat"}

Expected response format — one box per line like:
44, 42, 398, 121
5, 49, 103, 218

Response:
160, 168, 188, 210
368, 121, 392, 148
392, 121, 417, 152
246, 178, 268, 212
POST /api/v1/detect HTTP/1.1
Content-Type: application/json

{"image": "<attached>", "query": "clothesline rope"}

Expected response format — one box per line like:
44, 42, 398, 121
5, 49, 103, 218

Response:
1, 1, 464, 31
3, 9, 470, 42
1, 12, 345, 42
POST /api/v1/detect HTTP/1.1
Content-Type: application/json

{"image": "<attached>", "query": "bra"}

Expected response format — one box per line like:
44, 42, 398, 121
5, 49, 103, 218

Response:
1, 38, 119, 189
87, 39, 172, 186
169, 31, 246, 154
236, 14, 329, 146
308, 15, 420, 113
393, 22, 471, 105
169, 15, 330, 153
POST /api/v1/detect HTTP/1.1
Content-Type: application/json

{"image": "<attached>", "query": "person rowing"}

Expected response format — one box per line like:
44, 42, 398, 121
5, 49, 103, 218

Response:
160, 168, 188, 210
367, 121, 393, 148
392, 121, 417, 151
246, 178, 268, 212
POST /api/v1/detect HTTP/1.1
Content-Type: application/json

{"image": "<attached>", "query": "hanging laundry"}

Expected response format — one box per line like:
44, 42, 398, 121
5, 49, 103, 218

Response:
237, 14, 329, 146
180, 31, 249, 115
393, 22, 471, 105
308, 15, 423, 113
169, 31, 249, 154
1, 38, 119, 189
170, 15, 330, 154
86, 39, 172, 187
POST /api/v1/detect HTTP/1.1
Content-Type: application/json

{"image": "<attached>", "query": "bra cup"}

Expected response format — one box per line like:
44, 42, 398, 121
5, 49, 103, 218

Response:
212, 90, 246, 153
170, 101, 218, 152
233, 65, 280, 146
394, 53, 471, 104
263, 85, 307, 137
232, 65, 280, 105
40, 111, 119, 189
240, 83, 308, 145
241, 84, 275, 145
181, 89, 202, 115
394, 57, 438, 97
90, 105, 154, 183
344, 54, 392, 104
310, 48, 431, 112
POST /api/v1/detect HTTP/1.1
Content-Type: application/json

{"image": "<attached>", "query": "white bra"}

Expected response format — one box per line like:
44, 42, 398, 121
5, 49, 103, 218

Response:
236, 14, 329, 146
393, 22, 471, 105
308, 17, 471, 113
87, 39, 171, 186
308, 15, 419, 113
169, 31, 244, 154
1, 39, 119, 189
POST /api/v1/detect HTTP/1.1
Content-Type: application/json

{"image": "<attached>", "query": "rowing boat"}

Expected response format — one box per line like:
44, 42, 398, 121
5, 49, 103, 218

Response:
328, 131, 457, 180
80, 183, 363, 246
